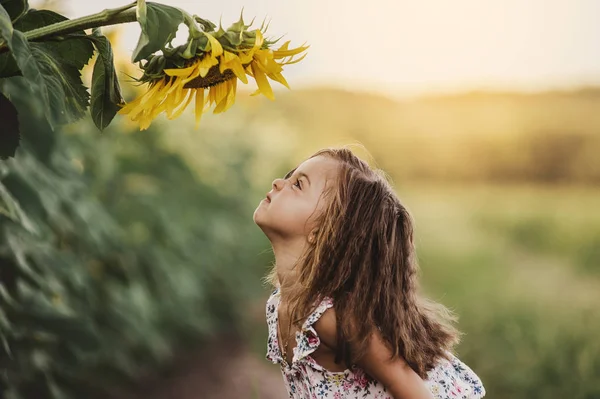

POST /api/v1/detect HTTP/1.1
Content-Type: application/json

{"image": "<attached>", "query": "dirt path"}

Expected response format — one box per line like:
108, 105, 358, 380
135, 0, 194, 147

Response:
114, 339, 287, 399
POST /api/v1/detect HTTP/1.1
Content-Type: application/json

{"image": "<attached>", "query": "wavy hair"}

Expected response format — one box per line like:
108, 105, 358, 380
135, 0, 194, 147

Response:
268, 147, 460, 378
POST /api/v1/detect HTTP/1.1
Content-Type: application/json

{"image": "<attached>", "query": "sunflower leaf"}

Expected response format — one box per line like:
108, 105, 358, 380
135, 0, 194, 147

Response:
132, 0, 184, 62
13, 9, 66, 32
0, 0, 28, 22
0, 6, 94, 127
0, 91, 20, 159
89, 29, 124, 131
1, 9, 93, 79
14, 9, 95, 69
0, 50, 19, 78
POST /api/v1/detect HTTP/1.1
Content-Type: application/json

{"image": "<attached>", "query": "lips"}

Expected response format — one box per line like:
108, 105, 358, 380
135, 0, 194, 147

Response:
265, 193, 272, 203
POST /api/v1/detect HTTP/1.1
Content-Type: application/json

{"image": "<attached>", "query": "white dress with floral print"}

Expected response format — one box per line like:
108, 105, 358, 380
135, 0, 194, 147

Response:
266, 288, 486, 399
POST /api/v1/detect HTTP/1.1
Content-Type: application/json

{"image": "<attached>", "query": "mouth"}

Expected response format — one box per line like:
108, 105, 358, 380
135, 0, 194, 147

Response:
265, 193, 272, 203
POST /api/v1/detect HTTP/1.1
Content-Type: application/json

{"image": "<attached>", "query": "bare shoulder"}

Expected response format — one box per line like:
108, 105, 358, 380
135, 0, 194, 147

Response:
313, 306, 337, 350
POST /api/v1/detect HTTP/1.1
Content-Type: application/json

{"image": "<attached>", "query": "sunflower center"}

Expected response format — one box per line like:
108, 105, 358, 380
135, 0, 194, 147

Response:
184, 65, 236, 89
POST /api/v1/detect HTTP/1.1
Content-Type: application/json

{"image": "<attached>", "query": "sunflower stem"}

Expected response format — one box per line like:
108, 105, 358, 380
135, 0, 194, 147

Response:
0, 2, 137, 52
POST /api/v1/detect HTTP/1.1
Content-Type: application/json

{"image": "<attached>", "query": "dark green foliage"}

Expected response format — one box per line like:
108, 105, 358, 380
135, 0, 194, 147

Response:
89, 29, 124, 131
0, 4, 126, 157
0, 91, 19, 159
0, 77, 267, 398
0, 0, 27, 22
0, 7, 94, 129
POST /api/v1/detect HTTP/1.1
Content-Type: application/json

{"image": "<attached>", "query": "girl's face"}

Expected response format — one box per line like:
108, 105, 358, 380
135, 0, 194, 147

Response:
254, 155, 339, 242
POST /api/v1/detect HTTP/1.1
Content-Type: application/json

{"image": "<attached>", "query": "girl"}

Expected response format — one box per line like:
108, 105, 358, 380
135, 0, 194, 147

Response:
253, 148, 485, 399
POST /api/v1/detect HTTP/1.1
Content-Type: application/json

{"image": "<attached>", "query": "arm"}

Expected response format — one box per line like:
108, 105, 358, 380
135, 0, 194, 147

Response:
357, 328, 434, 399
315, 308, 434, 399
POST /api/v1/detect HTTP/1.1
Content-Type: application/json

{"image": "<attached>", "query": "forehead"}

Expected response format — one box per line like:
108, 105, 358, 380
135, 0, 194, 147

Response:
286, 155, 339, 182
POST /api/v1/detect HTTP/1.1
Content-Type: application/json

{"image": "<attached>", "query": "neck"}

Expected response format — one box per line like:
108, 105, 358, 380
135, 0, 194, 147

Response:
271, 237, 307, 294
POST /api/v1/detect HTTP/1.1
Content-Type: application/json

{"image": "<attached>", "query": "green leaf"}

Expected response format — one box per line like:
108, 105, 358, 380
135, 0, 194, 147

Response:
0, 0, 28, 22
0, 91, 19, 158
10, 308, 100, 350
0, 6, 24, 79
27, 42, 93, 125
0, 50, 20, 78
13, 8, 63, 31
0, 331, 12, 359
0, 180, 37, 232
132, 0, 184, 62
4, 9, 94, 77
89, 29, 124, 131
14, 9, 94, 70
0, 7, 94, 126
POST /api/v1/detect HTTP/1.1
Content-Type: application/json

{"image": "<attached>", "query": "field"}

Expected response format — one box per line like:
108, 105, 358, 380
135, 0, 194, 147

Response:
401, 184, 600, 399
164, 87, 600, 399
3, 81, 600, 398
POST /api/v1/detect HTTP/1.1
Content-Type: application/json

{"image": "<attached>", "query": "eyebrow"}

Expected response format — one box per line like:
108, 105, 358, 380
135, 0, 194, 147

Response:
283, 168, 296, 179
284, 168, 311, 186
297, 172, 311, 186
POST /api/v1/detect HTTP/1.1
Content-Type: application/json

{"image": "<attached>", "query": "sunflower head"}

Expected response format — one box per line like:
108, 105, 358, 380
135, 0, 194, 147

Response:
119, 13, 308, 130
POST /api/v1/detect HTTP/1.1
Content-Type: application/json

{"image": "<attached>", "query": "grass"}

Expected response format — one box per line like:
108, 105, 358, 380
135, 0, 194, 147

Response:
400, 183, 600, 399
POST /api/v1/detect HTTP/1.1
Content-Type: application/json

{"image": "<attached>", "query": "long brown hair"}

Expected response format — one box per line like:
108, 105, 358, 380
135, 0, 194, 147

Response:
268, 147, 460, 379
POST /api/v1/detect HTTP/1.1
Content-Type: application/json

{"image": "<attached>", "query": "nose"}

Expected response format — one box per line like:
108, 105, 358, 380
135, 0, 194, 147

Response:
272, 178, 285, 191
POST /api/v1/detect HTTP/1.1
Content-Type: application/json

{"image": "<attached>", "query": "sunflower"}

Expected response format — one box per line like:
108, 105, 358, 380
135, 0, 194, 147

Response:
118, 17, 307, 130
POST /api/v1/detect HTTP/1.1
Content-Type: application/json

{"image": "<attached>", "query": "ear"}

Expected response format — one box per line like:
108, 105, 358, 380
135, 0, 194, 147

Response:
308, 229, 318, 243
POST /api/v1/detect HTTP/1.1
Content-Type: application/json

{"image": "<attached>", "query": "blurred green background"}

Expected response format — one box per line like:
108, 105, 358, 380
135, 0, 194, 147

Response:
2, 10, 600, 399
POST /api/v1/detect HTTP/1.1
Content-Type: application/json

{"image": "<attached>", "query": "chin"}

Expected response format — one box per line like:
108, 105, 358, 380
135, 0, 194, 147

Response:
252, 209, 261, 225
253, 208, 268, 229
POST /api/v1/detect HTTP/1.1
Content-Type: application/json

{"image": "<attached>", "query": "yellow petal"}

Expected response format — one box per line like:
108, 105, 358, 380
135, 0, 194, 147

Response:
164, 63, 197, 77
214, 81, 228, 106
213, 79, 237, 114
139, 115, 152, 130
230, 59, 248, 84
166, 84, 186, 118
118, 95, 143, 115
263, 57, 284, 75
195, 89, 205, 128
165, 77, 182, 95
273, 44, 309, 59
128, 80, 164, 112
168, 89, 194, 120
281, 52, 308, 65
268, 72, 290, 89
197, 54, 219, 78
253, 49, 272, 66
219, 52, 248, 84
219, 51, 238, 73
148, 99, 168, 121
276, 41, 291, 52
237, 51, 253, 64
128, 86, 163, 120
251, 62, 274, 100
181, 64, 202, 84
204, 32, 223, 57
253, 30, 264, 51
208, 85, 216, 106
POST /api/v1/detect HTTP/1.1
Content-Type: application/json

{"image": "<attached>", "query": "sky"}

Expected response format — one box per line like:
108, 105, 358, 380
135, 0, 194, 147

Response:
63, 0, 600, 97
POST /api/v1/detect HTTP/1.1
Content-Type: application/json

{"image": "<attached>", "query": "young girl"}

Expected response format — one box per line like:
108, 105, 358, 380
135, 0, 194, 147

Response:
253, 147, 486, 399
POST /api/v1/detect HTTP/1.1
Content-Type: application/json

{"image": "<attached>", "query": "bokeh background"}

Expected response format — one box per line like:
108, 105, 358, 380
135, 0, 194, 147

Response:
1, 1, 600, 398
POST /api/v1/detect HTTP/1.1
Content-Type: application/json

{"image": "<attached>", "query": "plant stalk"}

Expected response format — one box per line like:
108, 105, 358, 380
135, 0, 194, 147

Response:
0, 2, 138, 52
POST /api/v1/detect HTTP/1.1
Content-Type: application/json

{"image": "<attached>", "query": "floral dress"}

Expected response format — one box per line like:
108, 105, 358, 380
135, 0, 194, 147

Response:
266, 288, 486, 399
